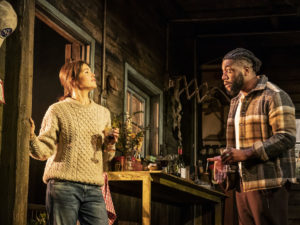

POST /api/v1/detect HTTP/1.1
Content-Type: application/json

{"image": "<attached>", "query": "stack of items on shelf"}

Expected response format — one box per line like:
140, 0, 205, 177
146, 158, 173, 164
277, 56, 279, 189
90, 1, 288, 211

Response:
111, 144, 230, 191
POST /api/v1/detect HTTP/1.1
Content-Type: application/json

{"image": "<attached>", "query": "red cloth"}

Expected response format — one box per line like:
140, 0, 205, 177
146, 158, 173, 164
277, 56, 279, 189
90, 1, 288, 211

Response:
101, 173, 117, 225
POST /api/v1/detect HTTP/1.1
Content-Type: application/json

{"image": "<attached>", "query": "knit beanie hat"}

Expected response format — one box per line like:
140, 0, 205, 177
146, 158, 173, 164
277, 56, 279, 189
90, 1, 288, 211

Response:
0, 1, 18, 47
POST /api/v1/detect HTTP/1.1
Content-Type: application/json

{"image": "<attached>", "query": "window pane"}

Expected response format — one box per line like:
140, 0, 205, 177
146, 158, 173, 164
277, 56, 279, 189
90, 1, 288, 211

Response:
127, 89, 146, 154
131, 94, 144, 133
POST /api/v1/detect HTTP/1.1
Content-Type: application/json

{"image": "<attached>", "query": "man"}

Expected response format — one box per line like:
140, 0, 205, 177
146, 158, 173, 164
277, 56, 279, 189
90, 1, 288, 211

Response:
209, 48, 297, 225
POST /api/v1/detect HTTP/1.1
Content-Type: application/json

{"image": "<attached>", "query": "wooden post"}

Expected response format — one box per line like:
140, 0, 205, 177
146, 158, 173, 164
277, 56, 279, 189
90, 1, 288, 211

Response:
214, 202, 222, 225
0, 0, 35, 225
142, 176, 151, 225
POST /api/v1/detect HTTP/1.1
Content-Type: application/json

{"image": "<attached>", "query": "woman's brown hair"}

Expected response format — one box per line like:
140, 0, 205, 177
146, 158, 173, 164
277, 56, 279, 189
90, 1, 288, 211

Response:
59, 60, 87, 101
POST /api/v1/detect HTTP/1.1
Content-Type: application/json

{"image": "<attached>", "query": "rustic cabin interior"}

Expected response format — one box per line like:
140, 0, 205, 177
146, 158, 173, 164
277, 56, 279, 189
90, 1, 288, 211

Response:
1, 0, 300, 224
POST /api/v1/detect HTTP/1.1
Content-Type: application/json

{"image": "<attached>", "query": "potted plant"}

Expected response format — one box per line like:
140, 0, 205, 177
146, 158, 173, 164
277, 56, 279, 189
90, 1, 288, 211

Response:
111, 112, 147, 170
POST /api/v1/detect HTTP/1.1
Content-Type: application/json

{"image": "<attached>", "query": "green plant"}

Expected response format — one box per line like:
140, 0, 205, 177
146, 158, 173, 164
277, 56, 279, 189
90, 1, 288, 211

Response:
28, 212, 47, 225
112, 112, 148, 155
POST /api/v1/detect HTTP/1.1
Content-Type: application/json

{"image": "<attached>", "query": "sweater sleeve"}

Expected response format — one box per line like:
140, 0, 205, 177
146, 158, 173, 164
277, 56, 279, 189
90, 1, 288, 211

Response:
29, 105, 59, 161
252, 91, 296, 161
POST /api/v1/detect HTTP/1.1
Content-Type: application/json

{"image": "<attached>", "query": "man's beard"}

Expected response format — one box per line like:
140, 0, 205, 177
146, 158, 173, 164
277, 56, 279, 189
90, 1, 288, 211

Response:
226, 72, 244, 97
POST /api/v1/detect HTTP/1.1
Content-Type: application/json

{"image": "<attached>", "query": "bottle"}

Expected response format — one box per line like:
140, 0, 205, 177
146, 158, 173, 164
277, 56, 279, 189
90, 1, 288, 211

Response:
173, 154, 179, 176
208, 145, 214, 157
178, 146, 186, 178
198, 159, 204, 174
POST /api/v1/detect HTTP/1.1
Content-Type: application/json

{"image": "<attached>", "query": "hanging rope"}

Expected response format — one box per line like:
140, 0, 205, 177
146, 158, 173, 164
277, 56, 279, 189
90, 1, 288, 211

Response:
168, 75, 230, 144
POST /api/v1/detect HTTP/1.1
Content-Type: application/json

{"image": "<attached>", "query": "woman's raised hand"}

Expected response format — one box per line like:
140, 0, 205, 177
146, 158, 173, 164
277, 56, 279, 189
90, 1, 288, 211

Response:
103, 127, 119, 145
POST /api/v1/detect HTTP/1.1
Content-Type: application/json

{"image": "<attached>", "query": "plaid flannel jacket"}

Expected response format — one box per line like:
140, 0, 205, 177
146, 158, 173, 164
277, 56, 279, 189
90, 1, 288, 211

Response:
227, 75, 297, 192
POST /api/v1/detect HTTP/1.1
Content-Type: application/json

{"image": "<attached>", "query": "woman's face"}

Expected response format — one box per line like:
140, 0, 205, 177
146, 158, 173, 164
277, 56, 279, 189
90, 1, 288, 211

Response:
75, 63, 97, 90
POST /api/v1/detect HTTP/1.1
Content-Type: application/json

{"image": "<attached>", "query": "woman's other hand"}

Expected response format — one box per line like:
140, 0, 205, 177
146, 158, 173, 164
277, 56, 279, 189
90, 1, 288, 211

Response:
29, 118, 35, 138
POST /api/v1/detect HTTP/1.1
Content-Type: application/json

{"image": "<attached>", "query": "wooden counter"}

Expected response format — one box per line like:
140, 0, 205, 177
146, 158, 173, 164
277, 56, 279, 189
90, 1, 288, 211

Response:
108, 171, 227, 225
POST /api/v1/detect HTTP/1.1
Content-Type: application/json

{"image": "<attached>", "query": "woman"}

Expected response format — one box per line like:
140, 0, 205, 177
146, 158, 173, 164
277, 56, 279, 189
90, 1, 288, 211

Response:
29, 60, 119, 225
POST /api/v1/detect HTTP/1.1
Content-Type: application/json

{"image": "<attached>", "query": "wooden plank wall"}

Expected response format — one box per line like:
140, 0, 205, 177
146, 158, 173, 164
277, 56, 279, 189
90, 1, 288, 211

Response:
47, 0, 166, 113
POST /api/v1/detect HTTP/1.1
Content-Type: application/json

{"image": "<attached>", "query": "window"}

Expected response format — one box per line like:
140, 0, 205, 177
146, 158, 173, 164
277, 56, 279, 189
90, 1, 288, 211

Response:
126, 83, 148, 153
124, 63, 163, 156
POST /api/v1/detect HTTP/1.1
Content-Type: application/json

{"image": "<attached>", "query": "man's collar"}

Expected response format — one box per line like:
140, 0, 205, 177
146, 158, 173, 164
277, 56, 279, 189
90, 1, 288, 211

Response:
250, 75, 268, 93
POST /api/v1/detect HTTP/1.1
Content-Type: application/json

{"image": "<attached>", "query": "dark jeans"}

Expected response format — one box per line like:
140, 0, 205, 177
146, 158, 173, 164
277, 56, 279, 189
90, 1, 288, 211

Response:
46, 180, 108, 225
236, 182, 289, 225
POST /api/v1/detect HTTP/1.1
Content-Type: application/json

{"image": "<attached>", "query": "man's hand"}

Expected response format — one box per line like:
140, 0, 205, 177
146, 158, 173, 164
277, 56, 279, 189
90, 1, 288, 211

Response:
221, 148, 255, 164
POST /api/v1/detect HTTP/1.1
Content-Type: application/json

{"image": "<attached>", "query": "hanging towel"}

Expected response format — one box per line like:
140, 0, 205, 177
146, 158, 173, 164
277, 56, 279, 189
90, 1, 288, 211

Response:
101, 172, 117, 225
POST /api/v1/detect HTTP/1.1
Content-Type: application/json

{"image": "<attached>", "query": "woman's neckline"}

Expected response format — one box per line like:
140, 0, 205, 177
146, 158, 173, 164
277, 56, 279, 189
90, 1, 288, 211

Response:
66, 97, 93, 107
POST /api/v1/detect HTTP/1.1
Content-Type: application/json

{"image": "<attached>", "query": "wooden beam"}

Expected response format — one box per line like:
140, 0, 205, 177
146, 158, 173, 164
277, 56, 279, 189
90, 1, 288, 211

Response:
197, 30, 300, 38
169, 13, 297, 23
0, 0, 35, 224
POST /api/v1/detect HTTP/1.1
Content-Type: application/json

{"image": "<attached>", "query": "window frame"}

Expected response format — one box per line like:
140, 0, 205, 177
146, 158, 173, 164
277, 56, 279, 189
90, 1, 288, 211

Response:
124, 63, 163, 156
127, 82, 150, 155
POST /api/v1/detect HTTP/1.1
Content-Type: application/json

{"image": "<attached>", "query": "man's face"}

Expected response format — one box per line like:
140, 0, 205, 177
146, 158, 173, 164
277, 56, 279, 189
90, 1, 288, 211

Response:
221, 59, 244, 97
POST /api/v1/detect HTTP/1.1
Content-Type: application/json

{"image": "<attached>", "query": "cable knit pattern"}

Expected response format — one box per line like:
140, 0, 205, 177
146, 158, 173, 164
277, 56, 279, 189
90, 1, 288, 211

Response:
29, 98, 115, 186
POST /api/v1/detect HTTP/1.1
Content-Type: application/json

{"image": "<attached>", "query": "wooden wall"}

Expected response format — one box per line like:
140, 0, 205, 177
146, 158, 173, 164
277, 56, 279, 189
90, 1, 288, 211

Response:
46, 0, 166, 113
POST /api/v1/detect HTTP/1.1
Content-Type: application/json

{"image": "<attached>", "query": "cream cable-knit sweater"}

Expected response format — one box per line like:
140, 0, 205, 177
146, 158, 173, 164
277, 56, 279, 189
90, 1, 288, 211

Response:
29, 98, 115, 186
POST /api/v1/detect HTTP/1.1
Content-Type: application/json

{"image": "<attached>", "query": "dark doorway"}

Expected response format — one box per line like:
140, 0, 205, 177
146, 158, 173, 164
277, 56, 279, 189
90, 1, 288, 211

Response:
28, 17, 67, 205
